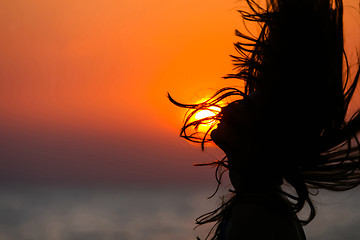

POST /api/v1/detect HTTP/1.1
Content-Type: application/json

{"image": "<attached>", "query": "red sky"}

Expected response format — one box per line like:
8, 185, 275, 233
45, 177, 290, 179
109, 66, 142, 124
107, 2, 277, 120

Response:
1, 0, 359, 186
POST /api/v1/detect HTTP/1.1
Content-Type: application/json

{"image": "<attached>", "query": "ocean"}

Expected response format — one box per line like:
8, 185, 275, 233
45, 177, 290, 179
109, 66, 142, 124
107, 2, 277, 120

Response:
0, 184, 359, 240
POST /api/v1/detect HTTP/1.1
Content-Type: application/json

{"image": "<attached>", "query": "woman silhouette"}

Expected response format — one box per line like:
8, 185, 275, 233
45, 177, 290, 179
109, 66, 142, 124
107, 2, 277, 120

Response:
169, 0, 360, 239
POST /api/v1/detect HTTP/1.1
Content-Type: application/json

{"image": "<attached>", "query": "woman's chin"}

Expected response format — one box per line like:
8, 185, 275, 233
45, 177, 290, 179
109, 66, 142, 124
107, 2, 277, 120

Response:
210, 125, 220, 141
210, 124, 227, 149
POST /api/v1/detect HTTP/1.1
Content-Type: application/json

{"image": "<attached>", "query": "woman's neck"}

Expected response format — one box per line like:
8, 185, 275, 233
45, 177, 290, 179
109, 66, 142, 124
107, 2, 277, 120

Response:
227, 156, 282, 194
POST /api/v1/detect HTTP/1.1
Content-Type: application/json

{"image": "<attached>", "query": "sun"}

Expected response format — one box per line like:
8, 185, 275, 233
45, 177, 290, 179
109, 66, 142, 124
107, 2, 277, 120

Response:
192, 106, 221, 133
194, 106, 221, 121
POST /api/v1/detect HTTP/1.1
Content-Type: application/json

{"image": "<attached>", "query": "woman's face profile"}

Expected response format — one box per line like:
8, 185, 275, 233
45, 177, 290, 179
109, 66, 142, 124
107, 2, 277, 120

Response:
211, 99, 256, 159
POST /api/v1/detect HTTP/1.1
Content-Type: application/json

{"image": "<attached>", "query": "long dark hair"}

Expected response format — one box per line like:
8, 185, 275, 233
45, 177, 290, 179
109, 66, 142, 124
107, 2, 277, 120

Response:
169, 0, 360, 239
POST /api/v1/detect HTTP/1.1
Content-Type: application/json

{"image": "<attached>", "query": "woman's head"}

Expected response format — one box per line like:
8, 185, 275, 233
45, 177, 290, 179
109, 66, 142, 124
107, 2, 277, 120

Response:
218, 0, 353, 167
210, 99, 255, 159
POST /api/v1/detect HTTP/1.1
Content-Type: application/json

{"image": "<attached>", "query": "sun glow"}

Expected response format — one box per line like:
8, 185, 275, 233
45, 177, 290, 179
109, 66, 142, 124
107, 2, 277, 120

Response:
192, 106, 221, 133
194, 107, 221, 121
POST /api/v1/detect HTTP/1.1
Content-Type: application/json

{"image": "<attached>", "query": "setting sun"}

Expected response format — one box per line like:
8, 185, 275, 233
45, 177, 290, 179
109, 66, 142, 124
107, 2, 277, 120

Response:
192, 106, 221, 134
194, 106, 221, 121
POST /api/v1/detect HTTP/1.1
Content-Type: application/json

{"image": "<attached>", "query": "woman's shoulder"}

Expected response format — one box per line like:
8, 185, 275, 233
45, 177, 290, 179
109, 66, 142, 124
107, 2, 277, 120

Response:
225, 194, 306, 239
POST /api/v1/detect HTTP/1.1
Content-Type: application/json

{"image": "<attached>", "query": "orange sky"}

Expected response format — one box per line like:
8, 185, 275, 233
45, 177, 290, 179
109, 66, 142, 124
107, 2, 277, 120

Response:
0, 0, 359, 186
0, 0, 241, 133
0, 0, 243, 186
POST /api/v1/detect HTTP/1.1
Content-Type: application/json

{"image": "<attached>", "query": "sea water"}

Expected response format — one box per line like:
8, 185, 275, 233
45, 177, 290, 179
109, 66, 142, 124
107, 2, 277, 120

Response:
0, 184, 359, 240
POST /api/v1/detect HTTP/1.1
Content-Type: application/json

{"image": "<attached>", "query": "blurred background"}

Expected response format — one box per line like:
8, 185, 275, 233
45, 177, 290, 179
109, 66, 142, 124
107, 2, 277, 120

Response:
1, 0, 360, 239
